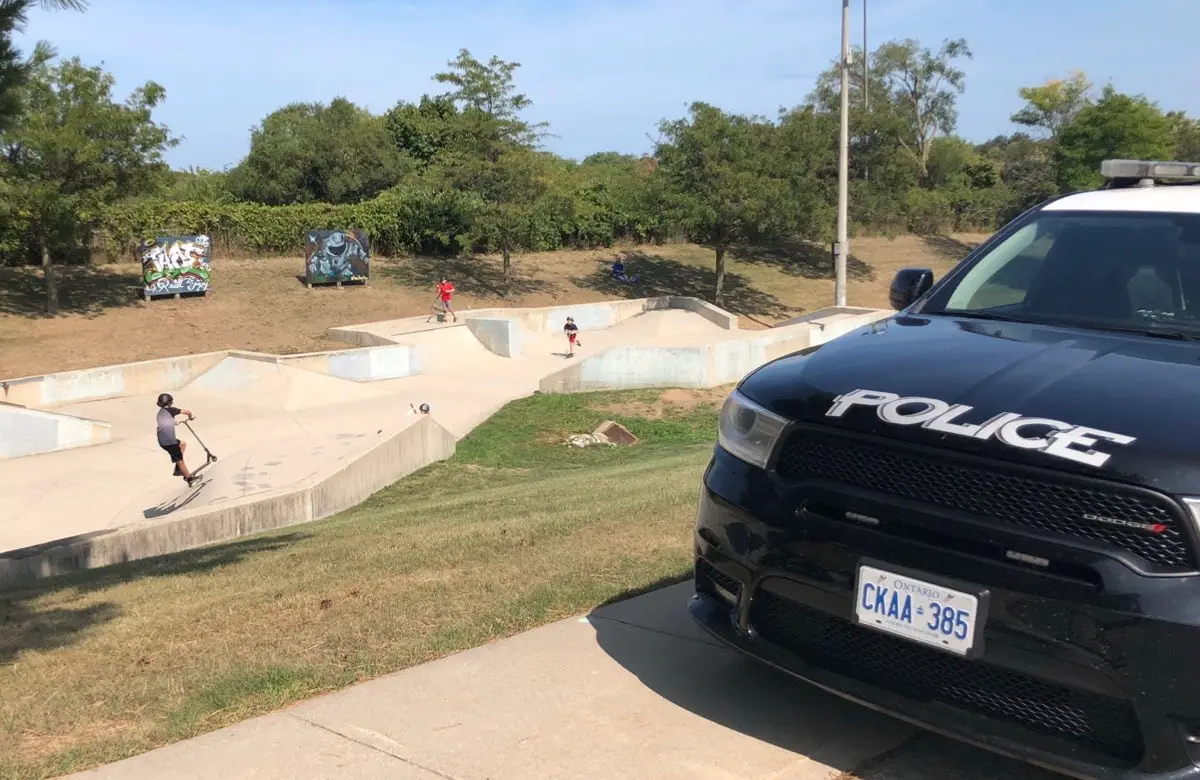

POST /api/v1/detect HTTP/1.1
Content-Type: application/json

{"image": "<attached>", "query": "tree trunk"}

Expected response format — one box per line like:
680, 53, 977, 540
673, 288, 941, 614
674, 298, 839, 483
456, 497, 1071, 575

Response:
502, 245, 512, 299
42, 236, 58, 315
713, 244, 726, 306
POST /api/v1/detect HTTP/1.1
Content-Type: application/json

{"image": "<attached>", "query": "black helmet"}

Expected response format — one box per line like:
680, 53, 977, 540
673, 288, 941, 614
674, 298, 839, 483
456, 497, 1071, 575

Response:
156, 393, 174, 408
419, 403, 430, 414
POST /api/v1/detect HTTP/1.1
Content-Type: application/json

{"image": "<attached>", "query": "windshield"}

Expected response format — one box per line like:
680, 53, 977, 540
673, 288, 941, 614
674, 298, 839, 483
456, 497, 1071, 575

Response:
922, 210, 1200, 336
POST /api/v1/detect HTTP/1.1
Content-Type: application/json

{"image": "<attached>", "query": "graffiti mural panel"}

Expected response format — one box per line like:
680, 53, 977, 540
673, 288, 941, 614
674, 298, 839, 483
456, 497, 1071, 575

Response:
305, 230, 370, 284
140, 235, 212, 297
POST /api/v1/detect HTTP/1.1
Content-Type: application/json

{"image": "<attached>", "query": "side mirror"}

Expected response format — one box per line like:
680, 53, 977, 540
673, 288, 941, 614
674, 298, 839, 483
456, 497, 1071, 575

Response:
889, 268, 935, 310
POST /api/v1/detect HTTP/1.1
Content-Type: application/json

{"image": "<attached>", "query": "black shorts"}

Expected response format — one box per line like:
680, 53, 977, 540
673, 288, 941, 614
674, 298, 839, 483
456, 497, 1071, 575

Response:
160, 442, 183, 462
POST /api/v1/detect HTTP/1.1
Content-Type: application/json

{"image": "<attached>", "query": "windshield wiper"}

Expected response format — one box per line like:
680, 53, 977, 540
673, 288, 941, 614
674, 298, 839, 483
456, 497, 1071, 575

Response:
940, 310, 1028, 323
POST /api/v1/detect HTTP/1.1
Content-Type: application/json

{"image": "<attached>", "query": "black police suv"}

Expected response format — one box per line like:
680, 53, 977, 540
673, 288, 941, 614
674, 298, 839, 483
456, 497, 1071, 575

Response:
690, 160, 1200, 780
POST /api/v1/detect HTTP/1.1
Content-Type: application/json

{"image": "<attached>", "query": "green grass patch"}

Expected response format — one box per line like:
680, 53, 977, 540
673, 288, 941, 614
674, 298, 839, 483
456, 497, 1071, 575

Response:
0, 387, 724, 779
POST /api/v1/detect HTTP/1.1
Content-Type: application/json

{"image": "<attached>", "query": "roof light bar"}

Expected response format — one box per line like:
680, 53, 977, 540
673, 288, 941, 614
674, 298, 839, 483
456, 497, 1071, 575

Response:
1101, 159, 1200, 180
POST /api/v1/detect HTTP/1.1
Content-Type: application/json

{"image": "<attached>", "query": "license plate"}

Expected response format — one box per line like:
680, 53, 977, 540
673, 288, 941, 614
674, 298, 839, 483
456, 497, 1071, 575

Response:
853, 562, 986, 658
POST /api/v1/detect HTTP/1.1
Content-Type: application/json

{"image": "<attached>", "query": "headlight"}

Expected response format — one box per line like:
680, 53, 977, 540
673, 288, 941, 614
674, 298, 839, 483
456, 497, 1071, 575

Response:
717, 390, 790, 469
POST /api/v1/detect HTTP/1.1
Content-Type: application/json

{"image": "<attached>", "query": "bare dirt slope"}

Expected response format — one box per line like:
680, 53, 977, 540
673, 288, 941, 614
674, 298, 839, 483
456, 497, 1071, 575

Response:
0, 234, 984, 378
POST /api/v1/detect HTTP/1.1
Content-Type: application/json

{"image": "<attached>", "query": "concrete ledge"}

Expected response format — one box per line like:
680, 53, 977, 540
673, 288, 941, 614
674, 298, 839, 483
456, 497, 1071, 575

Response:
466, 318, 523, 357
1, 351, 229, 408
540, 306, 890, 393
278, 345, 421, 381
1, 344, 425, 412
774, 306, 885, 329
468, 296, 739, 334
0, 405, 113, 459
323, 326, 399, 348
659, 295, 739, 330
0, 416, 456, 589
327, 296, 739, 348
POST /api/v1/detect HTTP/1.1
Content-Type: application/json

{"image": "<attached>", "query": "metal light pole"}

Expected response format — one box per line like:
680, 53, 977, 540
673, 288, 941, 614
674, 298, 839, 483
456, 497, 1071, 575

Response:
835, 0, 850, 307
862, 0, 869, 182
863, 0, 869, 111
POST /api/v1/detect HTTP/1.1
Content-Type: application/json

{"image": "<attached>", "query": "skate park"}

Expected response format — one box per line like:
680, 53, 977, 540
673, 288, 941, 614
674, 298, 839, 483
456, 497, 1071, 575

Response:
6, 294, 1002, 780
0, 296, 886, 589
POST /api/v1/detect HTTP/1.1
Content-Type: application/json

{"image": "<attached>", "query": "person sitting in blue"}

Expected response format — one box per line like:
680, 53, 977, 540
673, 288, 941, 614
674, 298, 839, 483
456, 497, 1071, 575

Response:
611, 260, 639, 285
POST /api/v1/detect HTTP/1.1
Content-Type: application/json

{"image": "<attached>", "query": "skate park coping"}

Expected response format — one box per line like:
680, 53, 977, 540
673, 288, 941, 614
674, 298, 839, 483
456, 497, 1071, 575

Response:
538, 306, 889, 393
1, 344, 422, 410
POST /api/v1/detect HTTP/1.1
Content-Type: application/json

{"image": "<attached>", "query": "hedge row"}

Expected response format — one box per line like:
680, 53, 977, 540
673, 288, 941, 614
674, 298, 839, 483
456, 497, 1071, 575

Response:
91, 184, 670, 261
77, 182, 1022, 264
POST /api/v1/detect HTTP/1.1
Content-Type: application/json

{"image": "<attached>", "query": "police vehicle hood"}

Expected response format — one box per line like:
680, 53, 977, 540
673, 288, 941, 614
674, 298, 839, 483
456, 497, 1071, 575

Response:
739, 314, 1200, 495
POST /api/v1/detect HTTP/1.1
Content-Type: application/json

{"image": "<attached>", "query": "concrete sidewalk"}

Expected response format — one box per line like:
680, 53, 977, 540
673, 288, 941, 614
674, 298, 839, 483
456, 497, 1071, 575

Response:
65, 584, 1056, 780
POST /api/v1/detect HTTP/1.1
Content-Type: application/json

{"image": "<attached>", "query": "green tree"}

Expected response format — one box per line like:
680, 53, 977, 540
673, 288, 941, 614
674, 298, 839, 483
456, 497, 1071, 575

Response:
433, 48, 545, 153
1057, 85, 1174, 191
774, 105, 837, 240
159, 166, 235, 203
462, 148, 549, 290
1011, 71, 1093, 140
228, 98, 410, 205
871, 37, 973, 183
431, 49, 547, 294
978, 133, 1058, 213
0, 56, 176, 312
808, 42, 917, 188
1167, 110, 1200, 162
654, 102, 792, 306
0, 0, 87, 134
384, 94, 462, 168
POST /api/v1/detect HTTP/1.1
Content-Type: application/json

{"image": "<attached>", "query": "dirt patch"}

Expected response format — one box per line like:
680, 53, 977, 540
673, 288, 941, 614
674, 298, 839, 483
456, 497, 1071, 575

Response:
0, 234, 986, 378
593, 386, 735, 420
657, 386, 733, 413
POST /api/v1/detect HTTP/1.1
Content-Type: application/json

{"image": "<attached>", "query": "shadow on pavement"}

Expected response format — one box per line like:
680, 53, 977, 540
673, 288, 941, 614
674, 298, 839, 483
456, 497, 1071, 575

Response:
143, 479, 211, 519
586, 582, 909, 775
0, 532, 306, 665
587, 582, 1059, 780
849, 731, 1063, 780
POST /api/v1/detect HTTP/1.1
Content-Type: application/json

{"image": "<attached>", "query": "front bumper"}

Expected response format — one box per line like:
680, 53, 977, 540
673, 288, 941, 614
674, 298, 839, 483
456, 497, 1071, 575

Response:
692, 448, 1200, 780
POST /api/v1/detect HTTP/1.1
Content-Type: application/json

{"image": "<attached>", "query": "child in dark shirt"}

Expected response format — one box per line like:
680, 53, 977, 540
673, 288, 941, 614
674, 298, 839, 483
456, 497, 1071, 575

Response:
563, 317, 581, 357
156, 392, 198, 485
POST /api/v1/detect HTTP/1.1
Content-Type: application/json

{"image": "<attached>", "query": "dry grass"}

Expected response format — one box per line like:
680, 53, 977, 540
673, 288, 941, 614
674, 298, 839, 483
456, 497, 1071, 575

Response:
0, 388, 720, 779
0, 234, 985, 378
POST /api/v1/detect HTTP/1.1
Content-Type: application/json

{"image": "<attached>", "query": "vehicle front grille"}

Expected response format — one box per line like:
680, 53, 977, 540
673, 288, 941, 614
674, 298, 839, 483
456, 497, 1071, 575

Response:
749, 590, 1144, 765
773, 426, 1193, 571
696, 559, 742, 602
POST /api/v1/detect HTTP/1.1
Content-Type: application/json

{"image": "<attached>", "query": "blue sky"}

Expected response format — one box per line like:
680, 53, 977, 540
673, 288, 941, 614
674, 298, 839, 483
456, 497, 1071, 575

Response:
18, 0, 1200, 171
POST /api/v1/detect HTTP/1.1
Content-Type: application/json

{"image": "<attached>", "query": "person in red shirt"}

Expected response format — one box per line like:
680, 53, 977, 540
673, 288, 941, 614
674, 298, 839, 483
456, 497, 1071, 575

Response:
436, 278, 457, 323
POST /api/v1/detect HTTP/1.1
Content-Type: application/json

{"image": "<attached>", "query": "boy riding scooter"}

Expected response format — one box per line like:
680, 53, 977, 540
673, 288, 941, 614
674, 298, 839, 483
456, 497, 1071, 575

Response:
156, 393, 199, 486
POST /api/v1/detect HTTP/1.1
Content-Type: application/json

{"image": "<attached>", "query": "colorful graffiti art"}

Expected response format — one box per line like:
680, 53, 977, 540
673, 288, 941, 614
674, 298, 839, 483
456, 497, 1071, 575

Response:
305, 230, 370, 284
140, 236, 212, 297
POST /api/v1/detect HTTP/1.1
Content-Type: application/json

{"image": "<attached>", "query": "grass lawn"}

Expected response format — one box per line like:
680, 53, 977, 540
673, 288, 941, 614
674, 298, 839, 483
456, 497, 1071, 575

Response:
0, 386, 730, 779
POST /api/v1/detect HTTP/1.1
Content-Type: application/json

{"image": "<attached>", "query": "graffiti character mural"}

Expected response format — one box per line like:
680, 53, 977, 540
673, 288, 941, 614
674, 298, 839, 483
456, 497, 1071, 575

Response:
305, 230, 370, 284
140, 235, 212, 297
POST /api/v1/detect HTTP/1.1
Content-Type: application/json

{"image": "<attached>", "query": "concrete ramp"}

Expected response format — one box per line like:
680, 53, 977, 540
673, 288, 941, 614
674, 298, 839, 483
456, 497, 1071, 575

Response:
0, 404, 112, 459
0, 415, 457, 589
183, 357, 390, 411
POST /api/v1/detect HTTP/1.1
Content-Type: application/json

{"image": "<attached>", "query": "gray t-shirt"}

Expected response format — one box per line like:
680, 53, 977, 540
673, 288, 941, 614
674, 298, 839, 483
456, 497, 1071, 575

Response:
157, 406, 181, 446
